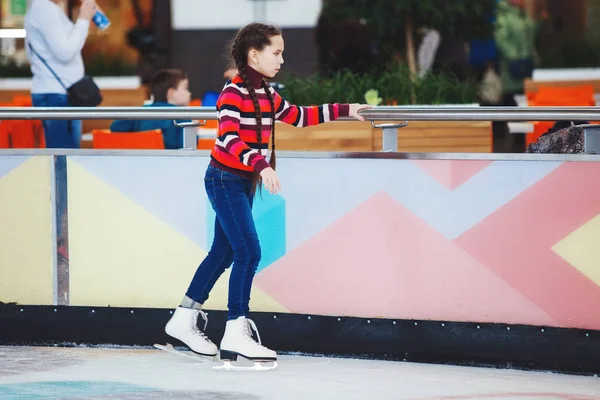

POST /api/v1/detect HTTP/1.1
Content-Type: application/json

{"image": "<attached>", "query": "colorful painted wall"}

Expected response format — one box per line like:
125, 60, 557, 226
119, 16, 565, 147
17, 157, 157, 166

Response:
0, 155, 54, 305
1, 154, 600, 331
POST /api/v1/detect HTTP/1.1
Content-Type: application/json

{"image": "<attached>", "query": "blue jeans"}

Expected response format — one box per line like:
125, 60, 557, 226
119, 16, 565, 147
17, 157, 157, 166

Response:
31, 93, 82, 148
186, 164, 260, 320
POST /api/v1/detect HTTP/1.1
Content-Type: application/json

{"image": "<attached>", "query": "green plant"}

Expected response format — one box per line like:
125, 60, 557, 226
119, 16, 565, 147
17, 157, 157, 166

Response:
278, 64, 479, 106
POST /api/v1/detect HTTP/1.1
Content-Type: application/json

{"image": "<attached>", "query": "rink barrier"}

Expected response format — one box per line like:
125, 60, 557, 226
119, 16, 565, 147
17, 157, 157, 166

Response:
2, 106, 600, 375
1, 304, 599, 376
1, 150, 600, 375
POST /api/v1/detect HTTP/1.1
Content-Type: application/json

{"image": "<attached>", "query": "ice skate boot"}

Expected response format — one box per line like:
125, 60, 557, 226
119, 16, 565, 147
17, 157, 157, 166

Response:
214, 316, 278, 371
155, 307, 218, 358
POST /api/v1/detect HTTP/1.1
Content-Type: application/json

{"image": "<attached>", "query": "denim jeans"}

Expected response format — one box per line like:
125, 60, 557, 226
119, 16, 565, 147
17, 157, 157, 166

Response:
31, 93, 82, 148
186, 164, 260, 320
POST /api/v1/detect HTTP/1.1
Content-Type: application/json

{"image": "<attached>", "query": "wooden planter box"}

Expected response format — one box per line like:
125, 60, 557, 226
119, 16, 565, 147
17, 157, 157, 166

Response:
275, 120, 492, 153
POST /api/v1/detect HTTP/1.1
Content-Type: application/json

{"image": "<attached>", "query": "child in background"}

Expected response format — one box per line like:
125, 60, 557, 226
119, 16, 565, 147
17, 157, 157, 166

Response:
110, 69, 191, 149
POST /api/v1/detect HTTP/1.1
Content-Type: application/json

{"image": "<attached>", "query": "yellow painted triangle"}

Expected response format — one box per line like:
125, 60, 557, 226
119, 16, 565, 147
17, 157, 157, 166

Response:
68, 160, 208, 308
552, 213, 600, 287
203, 268, 288, 313
0, 156, 54, 305
68, 159, 287, 313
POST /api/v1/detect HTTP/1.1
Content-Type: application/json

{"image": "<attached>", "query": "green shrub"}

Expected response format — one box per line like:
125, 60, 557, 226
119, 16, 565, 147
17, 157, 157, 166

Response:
278, 64, 479, 105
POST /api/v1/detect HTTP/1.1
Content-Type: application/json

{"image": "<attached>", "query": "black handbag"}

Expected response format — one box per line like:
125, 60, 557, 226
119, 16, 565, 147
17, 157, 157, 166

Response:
28, 42, 102, 107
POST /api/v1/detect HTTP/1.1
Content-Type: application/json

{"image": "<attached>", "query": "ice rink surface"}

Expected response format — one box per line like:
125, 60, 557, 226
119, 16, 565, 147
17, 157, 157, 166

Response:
0, 346, 599, 400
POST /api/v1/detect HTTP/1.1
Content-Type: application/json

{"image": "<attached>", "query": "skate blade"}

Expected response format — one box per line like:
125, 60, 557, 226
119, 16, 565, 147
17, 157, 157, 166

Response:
153, 343, 214, 361
213, 360, 278, 372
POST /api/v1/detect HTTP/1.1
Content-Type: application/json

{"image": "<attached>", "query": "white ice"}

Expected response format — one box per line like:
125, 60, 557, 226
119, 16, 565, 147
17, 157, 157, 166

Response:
0, 346, 599, 400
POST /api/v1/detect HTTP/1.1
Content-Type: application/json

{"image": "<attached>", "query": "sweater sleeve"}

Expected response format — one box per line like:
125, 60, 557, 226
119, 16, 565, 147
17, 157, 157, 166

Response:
36, 3, 90, 63
216, 86, 270, 173
270, 87, 350, 127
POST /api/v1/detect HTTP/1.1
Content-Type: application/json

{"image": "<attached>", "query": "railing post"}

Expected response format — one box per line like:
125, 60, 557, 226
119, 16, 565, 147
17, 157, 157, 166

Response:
174, 121, 205, 150
371, 121, 409, 152
583, 125, 600, 154
382, 127, 399, 152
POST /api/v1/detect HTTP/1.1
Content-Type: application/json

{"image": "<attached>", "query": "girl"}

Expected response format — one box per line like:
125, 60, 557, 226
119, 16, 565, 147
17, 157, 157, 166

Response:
164, 22, 371, 364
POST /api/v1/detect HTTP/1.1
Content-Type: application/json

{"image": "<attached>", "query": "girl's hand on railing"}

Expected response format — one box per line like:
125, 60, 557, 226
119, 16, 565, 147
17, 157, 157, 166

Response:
349, 104, 372, 121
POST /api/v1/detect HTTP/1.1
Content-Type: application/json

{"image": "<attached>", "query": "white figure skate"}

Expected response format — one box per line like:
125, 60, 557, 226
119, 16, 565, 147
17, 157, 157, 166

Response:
154, 307, 218, 360
213, 316, 278, 371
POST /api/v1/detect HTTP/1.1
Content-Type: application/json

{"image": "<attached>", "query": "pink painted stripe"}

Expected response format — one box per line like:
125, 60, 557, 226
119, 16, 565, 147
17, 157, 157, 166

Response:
255, 192, 556, 326
455, 162, 600, 329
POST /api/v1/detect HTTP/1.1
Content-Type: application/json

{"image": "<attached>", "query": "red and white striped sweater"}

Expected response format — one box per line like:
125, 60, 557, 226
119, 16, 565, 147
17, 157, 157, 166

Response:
210, 66, 350, 179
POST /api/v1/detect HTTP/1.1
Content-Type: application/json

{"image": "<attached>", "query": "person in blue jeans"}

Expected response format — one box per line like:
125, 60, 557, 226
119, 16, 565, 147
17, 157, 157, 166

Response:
161, 22, 369, 371
25, 0, 97, 148
31, 94, 82, 148
110, 69, 192, 149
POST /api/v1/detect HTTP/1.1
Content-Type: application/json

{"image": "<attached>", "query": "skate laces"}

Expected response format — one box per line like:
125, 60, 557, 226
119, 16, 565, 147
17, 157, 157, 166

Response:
192, 310, 210, 341
198, 310, 208, 332
242, 318, 263, 346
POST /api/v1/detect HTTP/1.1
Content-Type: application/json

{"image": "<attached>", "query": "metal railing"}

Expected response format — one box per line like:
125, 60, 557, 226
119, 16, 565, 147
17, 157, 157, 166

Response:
2, 105, 600, 121
1, 105, 600, 152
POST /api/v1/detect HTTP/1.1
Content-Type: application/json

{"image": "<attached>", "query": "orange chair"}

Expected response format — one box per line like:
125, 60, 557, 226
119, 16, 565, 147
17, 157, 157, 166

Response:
92, 129, 165, 149
189, 98, 216, 133
196, 125, 217, 150
0, 119, 45, 149
9, 120, 45, 148
0, 121, 10, 148
1, 96, 46, 148
12, 95, 33, 107
0, 102, 11, 148
526, 85, 597, 145
527, 85, 595, 106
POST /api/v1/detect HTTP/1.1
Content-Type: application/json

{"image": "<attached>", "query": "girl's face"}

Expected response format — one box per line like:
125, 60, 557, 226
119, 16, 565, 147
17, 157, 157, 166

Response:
248, 35, 285, 78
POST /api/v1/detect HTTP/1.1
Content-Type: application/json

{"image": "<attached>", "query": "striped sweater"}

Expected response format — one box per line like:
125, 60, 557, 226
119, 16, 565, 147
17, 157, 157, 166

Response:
210, 66, 350, 178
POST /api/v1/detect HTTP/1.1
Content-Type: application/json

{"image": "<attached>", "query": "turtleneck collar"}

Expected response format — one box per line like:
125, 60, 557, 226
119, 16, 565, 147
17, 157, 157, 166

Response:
245, 64, 265, 89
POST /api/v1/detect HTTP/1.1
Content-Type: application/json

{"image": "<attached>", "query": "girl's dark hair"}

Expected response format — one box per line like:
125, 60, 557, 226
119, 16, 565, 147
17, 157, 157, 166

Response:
228, 22, 281, 195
